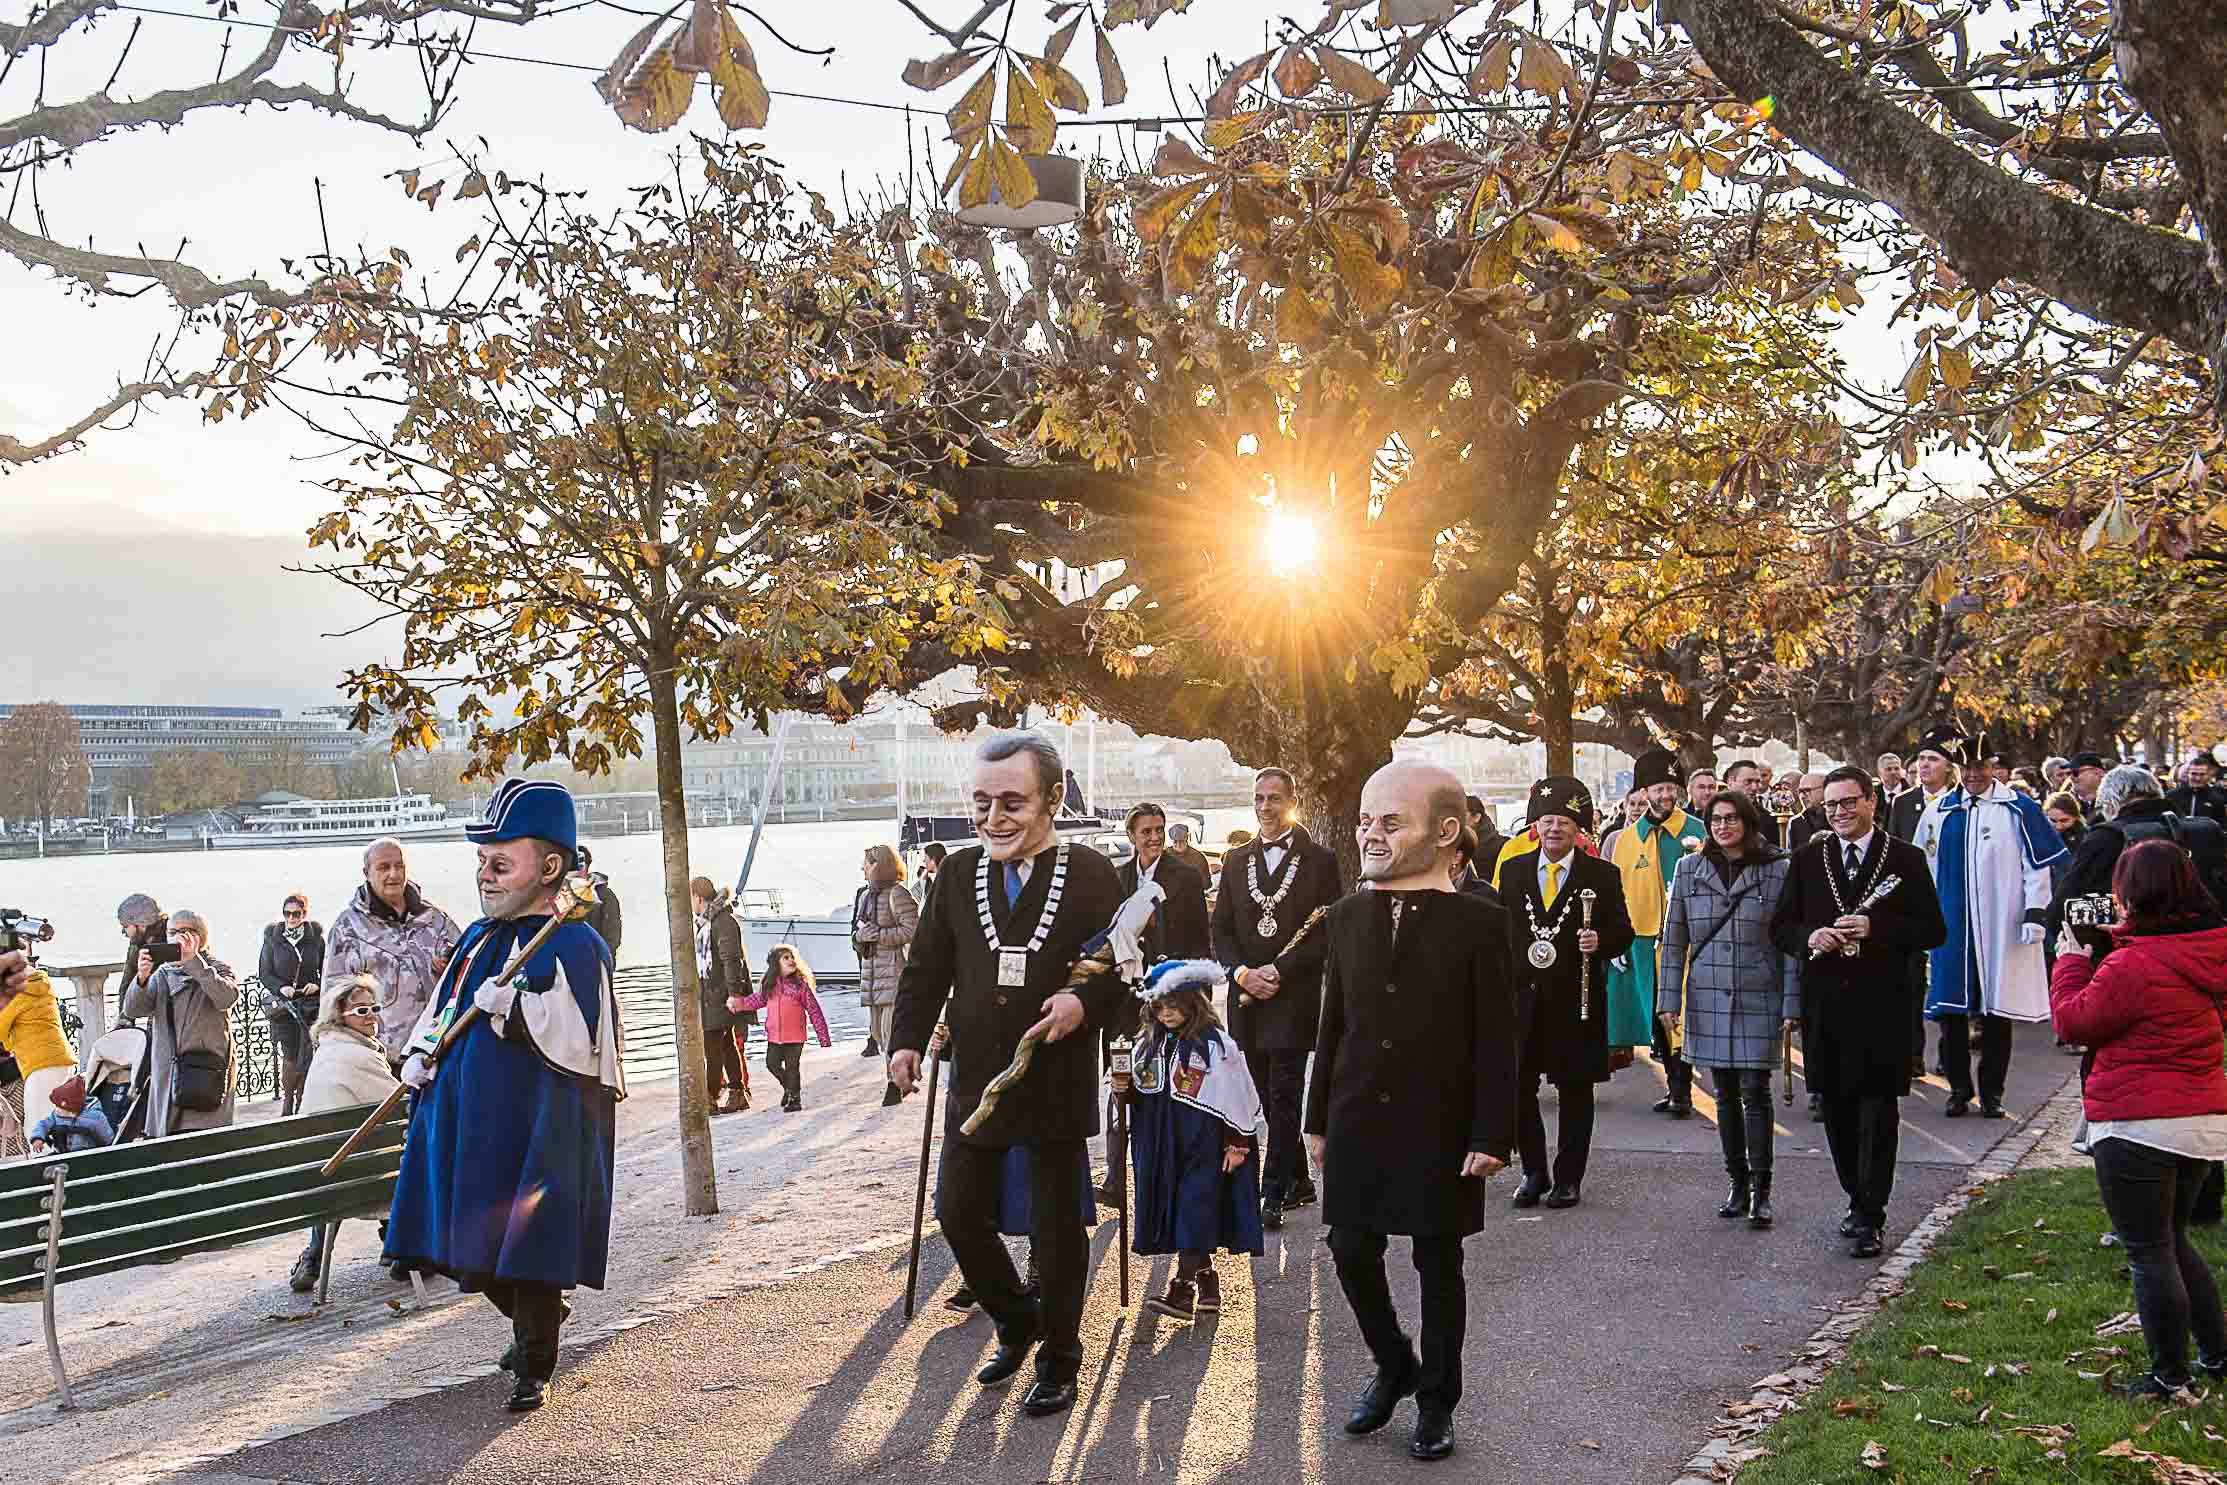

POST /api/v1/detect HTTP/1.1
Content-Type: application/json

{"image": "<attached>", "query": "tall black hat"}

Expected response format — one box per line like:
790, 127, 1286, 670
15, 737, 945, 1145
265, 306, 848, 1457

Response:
1914, 726, 1972, 767
1526, 776, 1595, 835
1632, 747, 1683, 791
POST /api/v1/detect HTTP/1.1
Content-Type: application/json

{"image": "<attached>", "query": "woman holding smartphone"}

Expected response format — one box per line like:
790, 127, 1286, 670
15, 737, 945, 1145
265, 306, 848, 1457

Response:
121, 908, 242, 1136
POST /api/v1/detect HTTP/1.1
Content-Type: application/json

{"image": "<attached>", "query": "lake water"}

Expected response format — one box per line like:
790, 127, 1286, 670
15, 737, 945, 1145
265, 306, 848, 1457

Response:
0, 808, 1261, 973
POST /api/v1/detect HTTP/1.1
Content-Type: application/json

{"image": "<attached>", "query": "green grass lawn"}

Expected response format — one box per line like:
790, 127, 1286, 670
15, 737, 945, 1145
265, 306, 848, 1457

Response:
1740, 1167, 2227, 1484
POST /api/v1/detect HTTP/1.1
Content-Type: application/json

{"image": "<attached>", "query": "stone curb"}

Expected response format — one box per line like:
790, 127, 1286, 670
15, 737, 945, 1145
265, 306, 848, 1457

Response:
1664, 1072, 2083, 1485
111, 1224, 927, 1485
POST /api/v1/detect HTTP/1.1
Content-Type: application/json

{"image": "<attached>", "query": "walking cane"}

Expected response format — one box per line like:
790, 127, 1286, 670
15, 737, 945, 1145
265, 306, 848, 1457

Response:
903, 1025, 945, 1322
1578, 889, 1597, 1023
320, 873, 599, 1178
1110, 1036, 1132, 1308
1780, 1024, 1796, 1108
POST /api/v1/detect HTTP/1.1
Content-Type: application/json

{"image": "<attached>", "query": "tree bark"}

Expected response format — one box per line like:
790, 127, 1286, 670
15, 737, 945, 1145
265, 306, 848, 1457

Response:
647, 648, 719, 1218
1671, 0, 2220, 369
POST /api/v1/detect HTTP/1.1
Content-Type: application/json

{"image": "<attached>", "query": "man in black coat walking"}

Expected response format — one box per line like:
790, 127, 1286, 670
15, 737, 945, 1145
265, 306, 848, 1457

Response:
889, 732, 1130, 1419
1306, 759, 1517, 1463
2167, 753, 2227, 829
1504, 776, 1634, 1210
1212, 767, 1344, 1229
1771, 766, 1947, 1258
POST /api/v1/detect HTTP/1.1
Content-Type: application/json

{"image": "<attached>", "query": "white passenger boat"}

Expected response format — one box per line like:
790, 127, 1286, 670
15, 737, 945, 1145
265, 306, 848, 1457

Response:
736, 888, 862, 984
208, 794, 463, 849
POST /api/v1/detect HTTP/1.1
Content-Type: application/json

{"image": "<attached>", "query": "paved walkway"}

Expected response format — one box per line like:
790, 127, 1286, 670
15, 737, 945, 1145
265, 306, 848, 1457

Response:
139, 1028, 2084, 1485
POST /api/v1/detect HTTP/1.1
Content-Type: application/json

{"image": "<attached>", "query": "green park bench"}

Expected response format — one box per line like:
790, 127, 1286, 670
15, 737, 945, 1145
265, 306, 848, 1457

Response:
0, 1102, 408, 1410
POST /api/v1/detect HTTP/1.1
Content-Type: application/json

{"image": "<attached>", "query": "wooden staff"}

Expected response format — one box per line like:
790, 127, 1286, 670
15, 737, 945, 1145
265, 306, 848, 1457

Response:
319, 872, 599, 1178
1238, 905, 1330, 1008
903, 1023, 946, 1322
1780, 1024, 1796, 1108
961, 948, 1121, 1136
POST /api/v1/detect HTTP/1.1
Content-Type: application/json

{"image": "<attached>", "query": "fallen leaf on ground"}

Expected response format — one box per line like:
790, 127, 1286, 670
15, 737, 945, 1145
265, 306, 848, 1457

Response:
1754, 1372, 1798, 1390
2097, 1439, 2227, 1484
2045, 1308, 2059, 1324
1943, 1299, 1970, 1313
1861, 1439, 1888, 1471
2098, 1312, 2145, 1337
1881, 1380, 1910, 1393
1983, 1264, 2003, 1280
1951, 1387, 1976, 1405
1579, 1440, 1602, 1450
1832, 1397, 1882, 1419
1942, 1353, 1973, 1365
1914, 1344, 1942, 1359
2014, 1424, 2076, 1445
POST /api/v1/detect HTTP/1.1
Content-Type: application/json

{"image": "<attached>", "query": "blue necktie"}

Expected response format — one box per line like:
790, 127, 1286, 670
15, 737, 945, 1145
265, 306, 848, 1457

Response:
1004, 862, 1024, 910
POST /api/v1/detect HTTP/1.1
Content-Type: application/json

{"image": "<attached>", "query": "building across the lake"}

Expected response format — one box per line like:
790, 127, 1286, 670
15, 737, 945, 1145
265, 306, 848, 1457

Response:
0, 704, 366, 812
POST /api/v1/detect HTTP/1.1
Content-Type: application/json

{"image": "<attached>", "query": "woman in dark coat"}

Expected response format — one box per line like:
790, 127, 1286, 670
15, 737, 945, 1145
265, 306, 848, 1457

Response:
1658, 790, 1799, 1228
258, 894, 325, 1114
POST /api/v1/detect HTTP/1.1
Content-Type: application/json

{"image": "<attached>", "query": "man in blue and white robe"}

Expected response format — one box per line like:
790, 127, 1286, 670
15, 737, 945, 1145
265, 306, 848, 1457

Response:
1918, 755, 2065, 1117
384, 778, 625, 1413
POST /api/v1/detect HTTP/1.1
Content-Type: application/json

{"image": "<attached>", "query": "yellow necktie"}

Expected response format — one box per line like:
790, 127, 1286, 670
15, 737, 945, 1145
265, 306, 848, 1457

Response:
1545, 860, 1562, 910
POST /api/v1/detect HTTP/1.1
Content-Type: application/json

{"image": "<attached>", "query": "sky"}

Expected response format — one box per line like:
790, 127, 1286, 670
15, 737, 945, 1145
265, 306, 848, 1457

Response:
0, 1, 1923, 710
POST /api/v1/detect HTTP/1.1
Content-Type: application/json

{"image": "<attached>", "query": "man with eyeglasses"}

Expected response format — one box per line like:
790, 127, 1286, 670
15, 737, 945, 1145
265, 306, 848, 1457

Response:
1787, 773, 1830, 853
1772, 767, 1946, 1257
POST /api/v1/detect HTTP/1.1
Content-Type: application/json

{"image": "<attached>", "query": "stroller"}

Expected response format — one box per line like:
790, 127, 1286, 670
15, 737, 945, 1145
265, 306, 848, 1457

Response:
85, 1022, 152, 1143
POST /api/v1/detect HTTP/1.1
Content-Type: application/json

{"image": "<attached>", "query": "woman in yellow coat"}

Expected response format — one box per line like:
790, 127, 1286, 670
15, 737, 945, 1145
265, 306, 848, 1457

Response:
0, 965, 78, 1136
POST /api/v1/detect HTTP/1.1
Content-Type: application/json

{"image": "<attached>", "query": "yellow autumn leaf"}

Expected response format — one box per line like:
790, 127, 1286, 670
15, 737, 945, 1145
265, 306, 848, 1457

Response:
947, 64, 996, 144
1938, 342, 1974, 390
1314, 45, 1391, 103
1005, 58, 1055, 153
711, 10, 770, 130
986, 136, 1039, 208
1470, 37, 1513, 96
1094, 21, 1127, 106
1161, 184, 1224, 292
1469, 226, 1515, 289
1323, 219, 1402, 311
1135, 177, 1213, 244
614, 33, 692, 134
1902, 348, 1934, 404
1517, 34, 1576, 99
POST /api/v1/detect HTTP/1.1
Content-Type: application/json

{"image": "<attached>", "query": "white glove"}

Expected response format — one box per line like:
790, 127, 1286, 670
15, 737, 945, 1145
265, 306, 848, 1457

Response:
1612, 955, 1631, 973
2020, 922, 2045, 946
473, 978, 520, 1021
399, 1053, 435, 1090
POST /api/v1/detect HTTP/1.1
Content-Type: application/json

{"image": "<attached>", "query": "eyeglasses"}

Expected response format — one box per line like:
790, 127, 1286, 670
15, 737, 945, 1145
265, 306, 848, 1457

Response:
1822, 797, 1867, 813
343, 1004, 378, 1017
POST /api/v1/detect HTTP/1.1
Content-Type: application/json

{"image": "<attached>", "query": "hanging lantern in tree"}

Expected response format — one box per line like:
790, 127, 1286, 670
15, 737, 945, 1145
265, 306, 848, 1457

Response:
953, 152, 1085, 230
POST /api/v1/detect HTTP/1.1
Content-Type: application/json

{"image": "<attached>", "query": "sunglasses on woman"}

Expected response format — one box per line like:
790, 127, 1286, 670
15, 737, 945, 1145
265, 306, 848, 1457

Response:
343, 1003, 378, 1018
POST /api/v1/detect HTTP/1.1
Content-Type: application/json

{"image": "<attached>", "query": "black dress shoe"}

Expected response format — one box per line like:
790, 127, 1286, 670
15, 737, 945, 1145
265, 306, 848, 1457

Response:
1839, 1210, 1860, 1238
1345, 1363, 1419, 1435
1748, 1178, 1774, 1230
1945, 1097, 1971, 1118
862, 1038, 880, 1058
1979, 1100, 2006, 1119
1668, 1100, 1694, 1120
1544, 1183, 1580, 1209
1849, 1228, 1883, 1259
976, 1336, 1035, 1386
1512, 1174, 1549, 1209
881, 1081, 904, 1107
1807, 1093, 1824, 1124
1651, 1094, 1676, 1115
1409, 1409, 1455, 1461
1261, 1198, 1284, 1232
1718, 1179, 1751, 1220
1021, 1378, 1077, 1416
507, 1375, 548, 1412
1285, 1180, 1319, 1210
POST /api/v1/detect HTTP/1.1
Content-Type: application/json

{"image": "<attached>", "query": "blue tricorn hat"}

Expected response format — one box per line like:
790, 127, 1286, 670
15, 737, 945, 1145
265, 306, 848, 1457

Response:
465, 778, 579, 868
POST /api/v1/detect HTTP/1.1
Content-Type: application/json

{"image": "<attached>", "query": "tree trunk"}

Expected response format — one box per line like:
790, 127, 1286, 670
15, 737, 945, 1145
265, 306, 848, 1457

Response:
1539, 707, 1575, 780
648, 654, 719, 1217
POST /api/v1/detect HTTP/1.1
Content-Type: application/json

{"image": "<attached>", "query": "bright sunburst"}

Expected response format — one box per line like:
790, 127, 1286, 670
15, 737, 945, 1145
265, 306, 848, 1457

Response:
1266, 511, 1319, 576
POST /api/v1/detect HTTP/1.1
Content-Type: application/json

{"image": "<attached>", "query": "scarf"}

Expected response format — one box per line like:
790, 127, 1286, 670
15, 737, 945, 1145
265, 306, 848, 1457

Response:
283, 923, 307, 947
694, 911, 713, 980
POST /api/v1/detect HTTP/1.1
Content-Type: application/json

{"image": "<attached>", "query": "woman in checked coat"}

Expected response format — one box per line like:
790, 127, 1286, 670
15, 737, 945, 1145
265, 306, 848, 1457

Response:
1658, 789, 1801, 1230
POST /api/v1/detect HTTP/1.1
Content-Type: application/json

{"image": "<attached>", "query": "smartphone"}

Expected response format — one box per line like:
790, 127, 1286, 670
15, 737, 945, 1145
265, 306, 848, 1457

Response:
143, 942, 182, 968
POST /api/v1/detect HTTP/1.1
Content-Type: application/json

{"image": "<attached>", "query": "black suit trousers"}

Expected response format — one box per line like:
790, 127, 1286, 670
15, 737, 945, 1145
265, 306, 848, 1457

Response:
1938, 1013, 2013, 1103
1822, 1093, 1900, 1229
1516, 1075, 1595, 1189
1251, 1049, 1309, 1200
483, 1279, 568, 1382
936, 1138, 1090, 1384
1328, 1227, 1467, 1414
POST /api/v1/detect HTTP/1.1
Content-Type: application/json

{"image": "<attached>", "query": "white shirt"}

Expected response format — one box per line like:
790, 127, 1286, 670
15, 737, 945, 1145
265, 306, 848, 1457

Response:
1258, 832, 1292, 875
2089, 1116, 2227, 1162
1136, 855, 1160, 882
1536, 848, 1577, 903
1835, 830, 1877, 873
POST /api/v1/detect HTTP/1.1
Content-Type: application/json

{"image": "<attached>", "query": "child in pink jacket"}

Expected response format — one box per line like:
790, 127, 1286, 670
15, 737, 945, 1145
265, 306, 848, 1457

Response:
730, 945, 831, 1113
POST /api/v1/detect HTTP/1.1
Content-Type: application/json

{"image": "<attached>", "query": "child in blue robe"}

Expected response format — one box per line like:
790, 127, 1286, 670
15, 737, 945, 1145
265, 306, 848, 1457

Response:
1118, 960, 1263, 1322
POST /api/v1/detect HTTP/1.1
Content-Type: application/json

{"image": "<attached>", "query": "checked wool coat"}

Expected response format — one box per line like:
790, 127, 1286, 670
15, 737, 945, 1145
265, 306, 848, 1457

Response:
1656, 846, 1801, 1071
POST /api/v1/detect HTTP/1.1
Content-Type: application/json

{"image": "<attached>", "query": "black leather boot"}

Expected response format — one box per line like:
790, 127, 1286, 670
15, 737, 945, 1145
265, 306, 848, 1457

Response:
1748, 1176, 1774, 1229
1717, 1177, 1750, 1220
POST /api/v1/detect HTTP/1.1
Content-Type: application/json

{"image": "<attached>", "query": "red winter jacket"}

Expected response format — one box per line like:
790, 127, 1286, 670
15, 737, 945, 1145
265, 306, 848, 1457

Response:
2050, 923, 2227, 1122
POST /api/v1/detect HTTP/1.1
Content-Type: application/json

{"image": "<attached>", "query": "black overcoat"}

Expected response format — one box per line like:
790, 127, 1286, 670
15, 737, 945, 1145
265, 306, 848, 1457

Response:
1503, 852, 1635, 1085
890, 841, 1129, 1147
1122, 856, 1211, 962
1211, 825, 1344, 1052
1304, 888, 1518, 1237
1769, 833, 1947, 1099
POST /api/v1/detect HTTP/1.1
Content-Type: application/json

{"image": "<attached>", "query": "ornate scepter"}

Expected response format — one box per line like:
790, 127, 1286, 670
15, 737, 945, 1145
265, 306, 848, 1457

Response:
1238, 905, 1330, 1008
321, 871, 600, 1177
1578, 889, 1597, 1023
1810, 874, 1904, 959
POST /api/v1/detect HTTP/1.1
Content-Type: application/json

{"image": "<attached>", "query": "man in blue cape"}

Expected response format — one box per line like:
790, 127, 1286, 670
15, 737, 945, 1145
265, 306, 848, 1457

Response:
384, 777, 625, 1412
